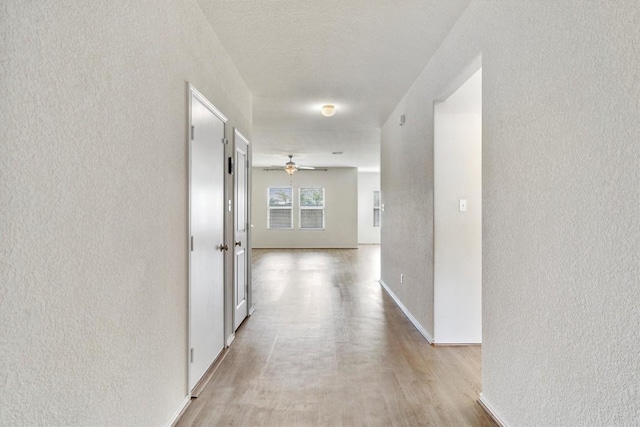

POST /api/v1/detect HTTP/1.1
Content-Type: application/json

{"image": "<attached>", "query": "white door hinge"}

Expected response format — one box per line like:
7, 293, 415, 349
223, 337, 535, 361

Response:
190, 347, 194, 363
191, 125, 195, 140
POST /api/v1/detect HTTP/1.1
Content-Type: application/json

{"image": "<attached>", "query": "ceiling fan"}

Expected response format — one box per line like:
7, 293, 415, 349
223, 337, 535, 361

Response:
271, 155, 316, 175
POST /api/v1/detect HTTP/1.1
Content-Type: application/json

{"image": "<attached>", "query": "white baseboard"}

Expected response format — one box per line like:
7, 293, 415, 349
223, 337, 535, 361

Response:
167, 395, 191, 427
249, 306, 255, 316
478, 393, 508, 427
379, 280, 434, 344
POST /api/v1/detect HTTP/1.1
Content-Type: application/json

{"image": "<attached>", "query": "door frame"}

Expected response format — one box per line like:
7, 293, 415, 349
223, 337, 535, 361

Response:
432, 62, 482, 345
232, 129, 250, 331
187, 83, 228, 394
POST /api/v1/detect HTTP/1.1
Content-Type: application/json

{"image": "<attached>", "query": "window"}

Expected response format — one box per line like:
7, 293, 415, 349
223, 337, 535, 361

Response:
373, 190, 381, 227
299, 188, 325, 229
268, 187, 293, 229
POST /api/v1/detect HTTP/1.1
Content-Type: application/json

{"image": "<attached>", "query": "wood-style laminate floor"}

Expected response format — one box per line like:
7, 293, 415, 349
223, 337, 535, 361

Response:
177, 246, 495, 426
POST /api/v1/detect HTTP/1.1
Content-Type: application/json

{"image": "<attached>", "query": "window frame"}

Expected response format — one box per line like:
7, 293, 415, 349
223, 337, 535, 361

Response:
267, 187, 293, 230
298, 187, 325, 230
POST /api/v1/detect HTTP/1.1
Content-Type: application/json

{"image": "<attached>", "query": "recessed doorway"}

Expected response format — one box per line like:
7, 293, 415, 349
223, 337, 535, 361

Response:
433, 68, 482, 344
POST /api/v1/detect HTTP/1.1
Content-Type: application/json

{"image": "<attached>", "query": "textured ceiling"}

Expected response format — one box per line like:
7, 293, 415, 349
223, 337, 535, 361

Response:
197, 0, 472, 171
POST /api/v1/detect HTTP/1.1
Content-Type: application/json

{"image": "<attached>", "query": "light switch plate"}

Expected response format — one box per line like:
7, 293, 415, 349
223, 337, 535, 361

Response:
459, 199, 468, 212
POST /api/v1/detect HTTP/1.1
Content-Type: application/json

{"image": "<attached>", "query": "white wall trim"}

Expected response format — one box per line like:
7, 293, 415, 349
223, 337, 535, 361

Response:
234, 128, 250, 145
166, 395, 191, 427
379, 280, 434, 344
478, 393, 509, 427
226, 332, 236, 347
188, 83, 228, 123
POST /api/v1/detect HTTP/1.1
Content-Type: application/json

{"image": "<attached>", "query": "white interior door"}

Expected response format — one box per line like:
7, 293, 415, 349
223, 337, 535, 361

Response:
189, 87, 226, 391
233, 130, 249, 331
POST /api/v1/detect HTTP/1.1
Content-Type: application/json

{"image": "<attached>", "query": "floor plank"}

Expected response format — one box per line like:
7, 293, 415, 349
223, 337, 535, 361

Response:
177, 246, 495, 426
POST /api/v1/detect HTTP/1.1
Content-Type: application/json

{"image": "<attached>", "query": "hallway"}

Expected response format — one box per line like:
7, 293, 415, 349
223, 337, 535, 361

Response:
178, 246, 493, 426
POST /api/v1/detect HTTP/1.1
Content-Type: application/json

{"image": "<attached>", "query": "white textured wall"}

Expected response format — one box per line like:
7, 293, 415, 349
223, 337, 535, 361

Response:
433, 69, 482, 344
251, 168, 358, 248
0, 1, 251, 426
357, 172, 381, 244
381, 1, 639, 425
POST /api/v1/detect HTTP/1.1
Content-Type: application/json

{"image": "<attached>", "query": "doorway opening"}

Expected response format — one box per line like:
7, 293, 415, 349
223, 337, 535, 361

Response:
433, 68, 482, 344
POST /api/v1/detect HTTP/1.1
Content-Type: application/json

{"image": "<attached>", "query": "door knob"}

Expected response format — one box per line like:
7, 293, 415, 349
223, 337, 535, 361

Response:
218, 244, 229, 252
235, 241, 242, 247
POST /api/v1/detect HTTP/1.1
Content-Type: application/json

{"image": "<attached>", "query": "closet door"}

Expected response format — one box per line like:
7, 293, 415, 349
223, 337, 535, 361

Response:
189, 86, 226, 391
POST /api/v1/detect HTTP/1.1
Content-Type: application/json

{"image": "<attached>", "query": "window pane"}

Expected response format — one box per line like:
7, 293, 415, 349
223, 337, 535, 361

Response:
300, 188, 324, 207
269, 208, 292, 229
373, 190, 380, 208
268, 187, 292, 207
373, 208, 381, 227
300, 209, 324, 229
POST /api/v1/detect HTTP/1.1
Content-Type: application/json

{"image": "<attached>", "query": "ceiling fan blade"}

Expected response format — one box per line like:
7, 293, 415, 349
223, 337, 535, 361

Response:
298, 166, 315, 170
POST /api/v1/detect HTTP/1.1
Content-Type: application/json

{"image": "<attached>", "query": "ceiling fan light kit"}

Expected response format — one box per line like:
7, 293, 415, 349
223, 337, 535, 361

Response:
285, 163, 298, 175
263, 155, 326, 174
321, 104, 336, 117
280, 155, 315, 175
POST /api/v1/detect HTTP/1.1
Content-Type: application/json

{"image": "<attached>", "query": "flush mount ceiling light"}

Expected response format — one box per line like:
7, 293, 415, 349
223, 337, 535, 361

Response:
321, 104, 336, 117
